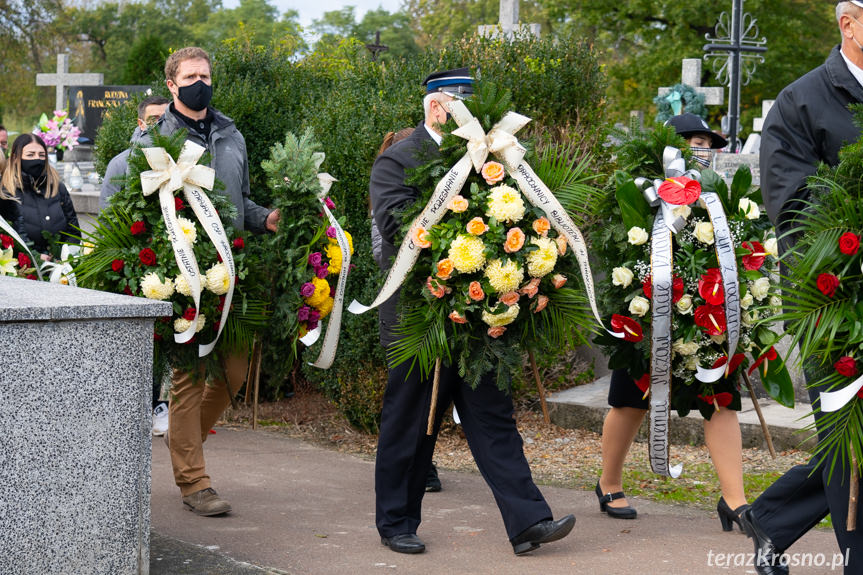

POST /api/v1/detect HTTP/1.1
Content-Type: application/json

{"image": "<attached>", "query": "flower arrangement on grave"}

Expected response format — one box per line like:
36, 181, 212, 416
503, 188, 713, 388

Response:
33, 110, 81, 152
256, 129, 354, 373
0, 233, 39, 279
350, 84, 603, 392
73, 129, 268, 374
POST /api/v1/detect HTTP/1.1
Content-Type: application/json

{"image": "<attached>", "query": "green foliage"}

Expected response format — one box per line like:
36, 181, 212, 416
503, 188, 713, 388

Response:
120, 35, 168, 85
653, 83, 707, 123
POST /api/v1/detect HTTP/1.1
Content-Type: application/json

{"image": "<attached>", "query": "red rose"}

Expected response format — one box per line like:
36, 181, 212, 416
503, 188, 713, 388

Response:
154, 332, 163, 341
111, 259, 125, 272
183, 307, 197, 321
816, 273, 840, 298
26, 274, 37, 280
17, 253, 31, 268
175, 197, 185, 211
657, 176, 702, 205
741, 241, 767, 271
0, 234, 13, 249
698, 268, 725, 305
130, 221, 146, 236
139, 248, 157, 266
232, 237, 244, 250
839, 232, 860, 256
698, 392, 733, 408
694, 304, 727, 335
711, 353, 746, 375
834, 356, 858, 378
610, 314, 644, 343
123, 286, 133, 295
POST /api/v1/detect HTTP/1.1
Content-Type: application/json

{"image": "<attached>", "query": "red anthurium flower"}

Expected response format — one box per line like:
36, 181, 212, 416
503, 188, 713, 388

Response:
839, 232, 860, 256
642, 276, 651, 299
748, 346, 779, 376
712, 353, 747, 374
657, 176, 702, 205
643, 275, 684, 303
698, 268, 725, 305
694, 304, 727, 335
834, 356, 858, 378
610, 314, 644, 342
816, 273, 840, 298
634, 373, 650, 399
698, 392, 733, 409
741, 241, 768, 271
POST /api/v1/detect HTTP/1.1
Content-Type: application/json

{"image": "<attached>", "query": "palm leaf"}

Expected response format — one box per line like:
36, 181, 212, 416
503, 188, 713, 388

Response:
388, 305, 451, 380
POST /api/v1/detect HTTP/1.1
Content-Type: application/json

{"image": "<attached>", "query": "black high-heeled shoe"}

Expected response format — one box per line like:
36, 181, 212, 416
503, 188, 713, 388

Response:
595, 482, 637, 519
717, 496, 750, 532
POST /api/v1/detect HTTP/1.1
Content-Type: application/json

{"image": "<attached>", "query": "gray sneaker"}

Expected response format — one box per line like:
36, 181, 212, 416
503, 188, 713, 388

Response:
182, 488, 232, 516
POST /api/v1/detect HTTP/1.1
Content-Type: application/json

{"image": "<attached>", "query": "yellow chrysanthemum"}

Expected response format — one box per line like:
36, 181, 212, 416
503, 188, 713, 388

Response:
486, 184, 525, 224
526, 236, 558, 278
484, 259, 524, 294
174, 314, 206, 333
141, 272, 175, 301
317, 296, 334, 319
481, 303, 520, 327
177, 217, 197, 245
305, 276, 331, 308
448, 234, 486, 274
205, 263, 231, 295
328, 230, 354, 255
326, 243, 343, 275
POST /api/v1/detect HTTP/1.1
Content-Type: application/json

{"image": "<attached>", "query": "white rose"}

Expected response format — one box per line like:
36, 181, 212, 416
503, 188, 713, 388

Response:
672, 338, 700, 356
628, 226, 649, 246
710, 333, 727, 344
629, 295, 650, 317
685, 356, 699, 371
750, 277, 771, 301
770, 295, 782, 310
742, 309, 759, 326
693, 221, 715, 245
738, 198, 761, 220
612, 266, 635, 288
672, 204, 692, 220
764, 237, 779, 257
675, 294, 693, 315
740, 292, 754, 309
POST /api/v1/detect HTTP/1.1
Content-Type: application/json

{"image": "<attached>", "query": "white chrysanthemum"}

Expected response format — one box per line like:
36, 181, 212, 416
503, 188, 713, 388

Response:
448, 234, 487, 273
177, 217, 197, 245
612, 266, 634, 288
205, 263, 231, 295
481, 303, 520, 327
485, 259, 524, 294
486, 184, 525, 223
672, 338, 700, 356
174, 274, 193, 296
141, 272, 175, 301
627, 226, 649, 245
174, 314, 207, 334
526, 237, 558, 278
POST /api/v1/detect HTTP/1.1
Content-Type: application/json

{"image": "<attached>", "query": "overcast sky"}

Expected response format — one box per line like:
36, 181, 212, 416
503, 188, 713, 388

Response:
223, 0, 405, 28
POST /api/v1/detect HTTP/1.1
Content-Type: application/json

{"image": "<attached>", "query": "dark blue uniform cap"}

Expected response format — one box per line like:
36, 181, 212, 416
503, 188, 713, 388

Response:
422, 67, 474, 98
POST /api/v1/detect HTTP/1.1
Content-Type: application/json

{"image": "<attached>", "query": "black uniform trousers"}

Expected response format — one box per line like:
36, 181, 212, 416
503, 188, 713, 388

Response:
750, 379, 862, 573
375, 358, 552, 540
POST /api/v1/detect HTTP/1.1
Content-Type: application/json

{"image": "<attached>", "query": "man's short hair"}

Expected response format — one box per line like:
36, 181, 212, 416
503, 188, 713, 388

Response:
164, 47, 211, 82
0, 125, 6, 132
137, 96, 170, 119
837, 1, 863, 21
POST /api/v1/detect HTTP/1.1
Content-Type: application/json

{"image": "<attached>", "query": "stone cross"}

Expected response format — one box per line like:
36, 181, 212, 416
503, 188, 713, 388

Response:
752, 99, 775, 132
657, 59, 725, 107
36, 54, 103, 112
478, 0, 540, 40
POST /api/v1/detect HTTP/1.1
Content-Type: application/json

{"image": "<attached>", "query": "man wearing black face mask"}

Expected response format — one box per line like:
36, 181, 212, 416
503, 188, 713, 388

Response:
156, 46, 280, 519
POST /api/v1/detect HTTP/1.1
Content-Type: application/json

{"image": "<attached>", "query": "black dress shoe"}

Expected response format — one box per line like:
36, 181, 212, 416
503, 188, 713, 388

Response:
510, 514, 576, 555
595, 482, 637, 519
381, 533, 426, 554
425, 463, 442, 492
739, 508, 789, 575
717, 496, 749, 532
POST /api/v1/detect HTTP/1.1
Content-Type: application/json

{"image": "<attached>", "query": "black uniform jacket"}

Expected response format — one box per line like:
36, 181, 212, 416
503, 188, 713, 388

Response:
761, 45, 863, 252
369, 123, 440, 347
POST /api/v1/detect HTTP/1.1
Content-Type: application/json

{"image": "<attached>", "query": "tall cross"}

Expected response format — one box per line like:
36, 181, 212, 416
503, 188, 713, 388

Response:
36, 54, 103, 112
703, 0, 767, 151
365, 31, 389, 62
478, 0, 540, 40
657, 59, 725, 110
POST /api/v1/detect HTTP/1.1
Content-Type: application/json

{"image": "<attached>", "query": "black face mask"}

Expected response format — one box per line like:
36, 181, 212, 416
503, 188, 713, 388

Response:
177, 80, 213, 112
21, 159, 46, 180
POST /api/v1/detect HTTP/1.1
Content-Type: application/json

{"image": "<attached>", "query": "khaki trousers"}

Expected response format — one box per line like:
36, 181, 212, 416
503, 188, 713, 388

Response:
168, 352, 248, 496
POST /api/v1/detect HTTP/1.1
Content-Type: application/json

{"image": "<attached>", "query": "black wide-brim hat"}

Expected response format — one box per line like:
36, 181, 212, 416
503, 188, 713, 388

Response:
665, 113, 728, 149
422, 67, 474, 99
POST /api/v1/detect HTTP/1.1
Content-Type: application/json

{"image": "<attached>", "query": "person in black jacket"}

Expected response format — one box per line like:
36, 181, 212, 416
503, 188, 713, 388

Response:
1, 133, 78, 256
741, 3, 863, 574
369, 68, 575, 556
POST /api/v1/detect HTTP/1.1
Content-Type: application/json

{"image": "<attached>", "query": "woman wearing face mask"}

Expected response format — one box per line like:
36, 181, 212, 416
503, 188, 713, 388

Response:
1, 134, 79, 255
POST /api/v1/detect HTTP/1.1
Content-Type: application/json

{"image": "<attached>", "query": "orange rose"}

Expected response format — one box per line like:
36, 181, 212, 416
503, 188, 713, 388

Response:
551, 274, 567, 289
532, 217, 551, 236
556, 235, 568, 256
448, 310, 467, 324
487, 326, 507, 338
426, 276, 447, 299
519, 277, 541, 299
436, 258, 454, 280
534, 294, 549, 313
499, 291, 520, 306
503, 227, 526, 253
468, 281, 485, 301
481, 161, 505, 185
448, 195, 469, 213
412, 226, 431, 248
466, 217, 489, 236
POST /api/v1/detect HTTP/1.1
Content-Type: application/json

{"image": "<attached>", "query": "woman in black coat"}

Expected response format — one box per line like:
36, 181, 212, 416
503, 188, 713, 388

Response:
0, 133, 78, 254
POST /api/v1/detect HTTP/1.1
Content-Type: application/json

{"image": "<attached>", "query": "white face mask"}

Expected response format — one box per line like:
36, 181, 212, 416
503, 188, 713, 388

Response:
850, 16, 863, 54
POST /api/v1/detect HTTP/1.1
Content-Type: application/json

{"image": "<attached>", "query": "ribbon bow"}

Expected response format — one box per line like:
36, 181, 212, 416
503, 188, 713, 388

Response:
140, 142, 215, 198
449, 105, 530, 173
635, 147, 702, 234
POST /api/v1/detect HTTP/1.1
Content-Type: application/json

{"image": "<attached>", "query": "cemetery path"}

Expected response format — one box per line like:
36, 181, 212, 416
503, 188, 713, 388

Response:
150, 428, 839, 575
